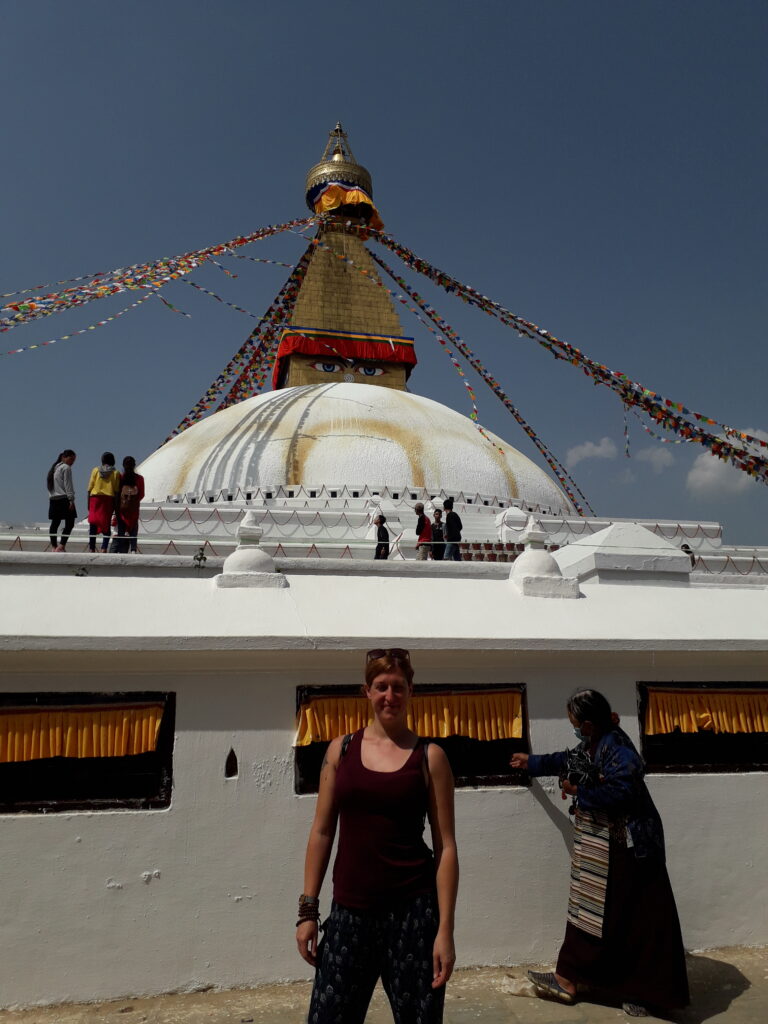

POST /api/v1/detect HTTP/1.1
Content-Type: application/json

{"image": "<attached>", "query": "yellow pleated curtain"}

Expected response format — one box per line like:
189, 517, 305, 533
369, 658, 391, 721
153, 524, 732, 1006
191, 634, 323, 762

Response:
645, 689, 768, 735
0, 704, 165, 763
295, 691, 522, 747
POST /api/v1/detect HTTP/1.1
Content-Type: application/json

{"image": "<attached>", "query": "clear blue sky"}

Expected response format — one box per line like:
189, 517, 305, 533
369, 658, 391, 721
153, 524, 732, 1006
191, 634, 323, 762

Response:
2, 0, 766, 542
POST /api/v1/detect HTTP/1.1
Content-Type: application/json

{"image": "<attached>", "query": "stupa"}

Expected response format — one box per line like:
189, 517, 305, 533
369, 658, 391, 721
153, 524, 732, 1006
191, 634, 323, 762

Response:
0, 124, 766, 1011
135, 124, 574, 558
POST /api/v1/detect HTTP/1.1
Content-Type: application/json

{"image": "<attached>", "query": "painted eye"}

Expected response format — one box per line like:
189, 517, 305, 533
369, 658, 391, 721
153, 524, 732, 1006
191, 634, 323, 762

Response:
309, 361, 341, 373
357, 365, 385, 377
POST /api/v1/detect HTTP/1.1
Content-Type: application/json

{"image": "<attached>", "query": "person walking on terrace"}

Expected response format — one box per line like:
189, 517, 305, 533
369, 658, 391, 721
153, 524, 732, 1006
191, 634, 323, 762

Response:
431, 508, 445, 561
114, 456, 145, 553
442, 498, 462, 561
297, 649, 458, 1023
414, 502, 432, 560
373, 513, 390, 560
46, 449, 77, 551
510, 689, 689, 1018
87, 452, 121, 553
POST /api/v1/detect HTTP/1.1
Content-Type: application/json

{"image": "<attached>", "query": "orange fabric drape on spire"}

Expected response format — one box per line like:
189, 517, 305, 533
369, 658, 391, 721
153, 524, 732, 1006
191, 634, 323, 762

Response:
644, 689, 768, 735
0, 704, 165, 762
295, 691, 522, 746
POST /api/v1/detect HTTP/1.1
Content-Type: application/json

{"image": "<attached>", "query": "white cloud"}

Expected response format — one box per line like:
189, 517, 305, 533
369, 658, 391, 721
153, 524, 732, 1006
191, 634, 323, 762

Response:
635, 447, 675, 474
685, 427, 768, 498
566, 437, 617, 469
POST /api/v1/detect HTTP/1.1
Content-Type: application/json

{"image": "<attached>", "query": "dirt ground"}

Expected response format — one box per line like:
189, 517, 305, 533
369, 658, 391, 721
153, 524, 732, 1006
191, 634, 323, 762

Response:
2, 947, 765, 1024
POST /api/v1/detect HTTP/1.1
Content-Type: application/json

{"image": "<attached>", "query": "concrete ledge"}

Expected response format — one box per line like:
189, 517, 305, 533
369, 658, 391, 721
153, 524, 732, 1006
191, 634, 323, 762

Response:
0, 550, 509, 580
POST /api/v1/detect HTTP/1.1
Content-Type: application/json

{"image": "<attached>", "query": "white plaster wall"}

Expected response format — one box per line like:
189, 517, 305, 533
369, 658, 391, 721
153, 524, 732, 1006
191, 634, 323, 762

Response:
0, 654, 766, 1007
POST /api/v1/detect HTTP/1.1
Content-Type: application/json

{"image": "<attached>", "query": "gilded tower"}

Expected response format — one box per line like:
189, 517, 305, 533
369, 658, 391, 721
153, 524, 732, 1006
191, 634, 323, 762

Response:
272, 124, 416, 391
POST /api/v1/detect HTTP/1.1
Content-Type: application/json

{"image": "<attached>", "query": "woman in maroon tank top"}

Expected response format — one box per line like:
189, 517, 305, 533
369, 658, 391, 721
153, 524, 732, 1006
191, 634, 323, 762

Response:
296, 650, 458, 1024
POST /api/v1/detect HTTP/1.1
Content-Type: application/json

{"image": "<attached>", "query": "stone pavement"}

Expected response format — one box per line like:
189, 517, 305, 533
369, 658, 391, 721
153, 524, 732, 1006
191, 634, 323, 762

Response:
1, 948, 765, 1024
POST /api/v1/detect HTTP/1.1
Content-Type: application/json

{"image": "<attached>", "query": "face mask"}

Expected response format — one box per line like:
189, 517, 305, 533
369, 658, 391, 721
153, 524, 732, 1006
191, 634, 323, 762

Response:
573, 726, 589, 742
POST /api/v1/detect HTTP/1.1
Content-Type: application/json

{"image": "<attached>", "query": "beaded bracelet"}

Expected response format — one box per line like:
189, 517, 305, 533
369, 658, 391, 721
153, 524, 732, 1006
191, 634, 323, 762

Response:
297, 894, 320, 928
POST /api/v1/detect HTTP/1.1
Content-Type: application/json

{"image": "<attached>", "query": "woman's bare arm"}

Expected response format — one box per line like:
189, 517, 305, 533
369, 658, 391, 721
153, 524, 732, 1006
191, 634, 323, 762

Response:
296, 736, 342, 966
426, 743, 458, 988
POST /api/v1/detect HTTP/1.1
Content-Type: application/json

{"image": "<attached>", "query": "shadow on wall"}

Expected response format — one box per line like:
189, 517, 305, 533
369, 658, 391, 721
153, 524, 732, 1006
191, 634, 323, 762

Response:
528, 779, 573, 854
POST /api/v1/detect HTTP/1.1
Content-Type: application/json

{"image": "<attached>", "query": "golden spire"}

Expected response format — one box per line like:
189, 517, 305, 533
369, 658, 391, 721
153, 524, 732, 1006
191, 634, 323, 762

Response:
305, 122, 373, 210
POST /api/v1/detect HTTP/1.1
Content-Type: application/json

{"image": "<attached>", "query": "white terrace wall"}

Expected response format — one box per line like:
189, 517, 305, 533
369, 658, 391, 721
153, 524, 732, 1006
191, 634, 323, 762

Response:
0, 648, 766, 1008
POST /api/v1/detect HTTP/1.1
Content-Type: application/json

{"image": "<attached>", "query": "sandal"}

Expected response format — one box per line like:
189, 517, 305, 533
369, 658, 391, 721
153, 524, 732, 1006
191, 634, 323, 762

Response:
527, 970, 576, 1005
622, 1002, 648, 1017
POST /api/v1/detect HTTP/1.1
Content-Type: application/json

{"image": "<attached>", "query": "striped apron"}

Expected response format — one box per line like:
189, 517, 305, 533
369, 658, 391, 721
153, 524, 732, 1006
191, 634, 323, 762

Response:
567, 808, 611, 938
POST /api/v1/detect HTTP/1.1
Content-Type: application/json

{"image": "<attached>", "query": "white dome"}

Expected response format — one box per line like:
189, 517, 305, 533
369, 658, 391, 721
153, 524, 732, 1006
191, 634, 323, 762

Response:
140, 383, 573, 512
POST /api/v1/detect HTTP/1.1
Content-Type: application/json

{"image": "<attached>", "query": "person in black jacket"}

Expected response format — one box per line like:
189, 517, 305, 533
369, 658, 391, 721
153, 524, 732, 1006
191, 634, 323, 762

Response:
431, 509, 445, 561
443, 498, 463, 561
373, 514, 390, 560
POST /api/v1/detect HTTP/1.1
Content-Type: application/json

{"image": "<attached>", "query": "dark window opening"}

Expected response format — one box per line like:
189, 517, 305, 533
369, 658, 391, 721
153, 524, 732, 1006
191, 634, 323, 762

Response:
0, 692, 175, 813
294, 684, 529, 794
393, 493, 399, 499
330, 491, 337, 498
309, 491, 316, 498
225, 748, 238, 778
352, 491, 359, 498
265, 491, 273, 499
638, 682, 768, 773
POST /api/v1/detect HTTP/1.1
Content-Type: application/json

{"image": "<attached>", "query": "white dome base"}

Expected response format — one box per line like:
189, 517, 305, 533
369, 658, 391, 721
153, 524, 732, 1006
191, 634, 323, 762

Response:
140, 382, 573, 514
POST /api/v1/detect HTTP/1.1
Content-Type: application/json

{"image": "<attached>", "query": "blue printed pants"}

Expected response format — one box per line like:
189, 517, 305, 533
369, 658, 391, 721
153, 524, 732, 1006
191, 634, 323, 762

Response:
308, 893, 444, 1024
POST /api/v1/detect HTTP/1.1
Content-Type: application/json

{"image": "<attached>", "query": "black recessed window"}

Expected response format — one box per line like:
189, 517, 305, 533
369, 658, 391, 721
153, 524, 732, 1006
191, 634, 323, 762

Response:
294, 684, 529, 794
0, 692, 175, 813
638, 682, 768, 773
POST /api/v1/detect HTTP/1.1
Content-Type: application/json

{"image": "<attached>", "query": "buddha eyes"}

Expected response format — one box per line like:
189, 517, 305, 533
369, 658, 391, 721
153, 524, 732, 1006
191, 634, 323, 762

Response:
309, 361, 385, 376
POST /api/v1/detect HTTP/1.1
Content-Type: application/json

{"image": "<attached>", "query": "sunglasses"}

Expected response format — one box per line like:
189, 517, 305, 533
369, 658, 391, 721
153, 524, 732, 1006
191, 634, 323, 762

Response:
366, 648, 411, 663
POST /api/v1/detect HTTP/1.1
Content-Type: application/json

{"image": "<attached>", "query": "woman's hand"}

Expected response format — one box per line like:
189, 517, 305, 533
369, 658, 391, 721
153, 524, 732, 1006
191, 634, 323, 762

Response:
510, 752, 529, 770
432, 927, 456, 988
560, 779, 578, 796
296, 919, 320, 967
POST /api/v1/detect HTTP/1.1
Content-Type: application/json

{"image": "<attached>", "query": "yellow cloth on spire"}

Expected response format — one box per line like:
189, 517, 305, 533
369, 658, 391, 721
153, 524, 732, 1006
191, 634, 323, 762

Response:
295, 691, 522, 746
644, 689, 768, 735
0, 704, 164, 762
312, 184, 384, 230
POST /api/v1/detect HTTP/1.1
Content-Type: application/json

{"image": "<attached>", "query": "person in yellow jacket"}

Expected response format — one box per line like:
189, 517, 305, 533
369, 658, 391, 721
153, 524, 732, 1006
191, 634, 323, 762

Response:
87, 451, 121, 552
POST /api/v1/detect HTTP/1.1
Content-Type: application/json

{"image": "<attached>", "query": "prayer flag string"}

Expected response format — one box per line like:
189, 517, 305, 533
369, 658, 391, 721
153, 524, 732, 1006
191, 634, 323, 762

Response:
1, 292, 155, 357
288, 229, 501, 451
184, 280, 261, 319
1, 217, 316, 333
368, 252, 594, 515
163, 245, 314, 440
350, 223, 768, 486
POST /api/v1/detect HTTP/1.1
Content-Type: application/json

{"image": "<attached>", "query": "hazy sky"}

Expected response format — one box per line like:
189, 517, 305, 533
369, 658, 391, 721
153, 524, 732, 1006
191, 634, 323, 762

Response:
2, 0, 766, 543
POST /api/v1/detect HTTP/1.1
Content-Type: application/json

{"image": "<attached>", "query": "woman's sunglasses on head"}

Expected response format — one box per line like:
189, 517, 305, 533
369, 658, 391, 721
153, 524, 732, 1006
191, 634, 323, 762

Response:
366, 648, 411, 662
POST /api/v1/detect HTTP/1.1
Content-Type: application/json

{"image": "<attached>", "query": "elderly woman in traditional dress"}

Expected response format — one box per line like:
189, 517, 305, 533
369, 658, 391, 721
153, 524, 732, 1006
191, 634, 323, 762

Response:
297, 648, 458, 1024
511, 689, 689, 1018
